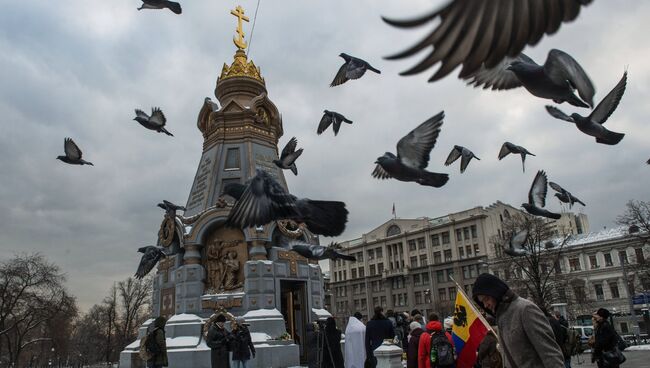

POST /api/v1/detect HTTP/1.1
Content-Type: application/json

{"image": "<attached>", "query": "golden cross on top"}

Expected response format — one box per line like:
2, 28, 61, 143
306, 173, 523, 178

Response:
230, 5, 250, 50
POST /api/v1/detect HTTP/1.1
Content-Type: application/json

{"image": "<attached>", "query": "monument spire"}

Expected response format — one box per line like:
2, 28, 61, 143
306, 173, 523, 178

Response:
230, 5, 250, 50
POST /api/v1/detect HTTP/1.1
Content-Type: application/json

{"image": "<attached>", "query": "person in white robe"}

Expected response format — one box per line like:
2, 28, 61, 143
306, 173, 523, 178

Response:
344, 312, 366, 368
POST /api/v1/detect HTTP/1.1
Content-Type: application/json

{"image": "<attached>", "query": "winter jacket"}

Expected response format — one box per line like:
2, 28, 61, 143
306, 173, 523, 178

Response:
323, 322, 344, 368
417, 321, 453, 368
365, 315, 395, 368
495, 290, 564, 368
231, 325, 255, 361
147, 317, 168, 367
407, 327, 423, 368
592, 320, 618, 364
477, 331, 501, 368
206, 323, 232, 368
549, 317, 568, 357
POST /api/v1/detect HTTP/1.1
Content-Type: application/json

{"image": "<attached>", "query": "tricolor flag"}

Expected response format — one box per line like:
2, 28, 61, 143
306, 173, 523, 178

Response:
451, 286, 490, 368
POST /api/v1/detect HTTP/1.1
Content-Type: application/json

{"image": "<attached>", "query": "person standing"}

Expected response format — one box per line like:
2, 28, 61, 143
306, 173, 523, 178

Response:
146, 316, 168, 368
406, 322, 424, 368
231, 317, 255, 368
591, 308, 622, 368
472, 273, 564, 368
345, 312, 366, 368
365, 307, 395, 368
476, 316, 501, 368
206, 314, 233, 368
322, 317, 344, 368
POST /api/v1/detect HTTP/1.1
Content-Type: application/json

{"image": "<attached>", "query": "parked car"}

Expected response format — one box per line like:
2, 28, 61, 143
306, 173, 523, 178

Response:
570, 325, 594, 351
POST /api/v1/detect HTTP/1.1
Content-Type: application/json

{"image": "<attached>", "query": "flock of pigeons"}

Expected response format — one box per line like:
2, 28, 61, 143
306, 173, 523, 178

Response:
52, 1, 648, 276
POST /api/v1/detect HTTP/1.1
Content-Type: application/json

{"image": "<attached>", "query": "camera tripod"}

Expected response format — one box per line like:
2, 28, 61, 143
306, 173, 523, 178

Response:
314, 321, 336, 368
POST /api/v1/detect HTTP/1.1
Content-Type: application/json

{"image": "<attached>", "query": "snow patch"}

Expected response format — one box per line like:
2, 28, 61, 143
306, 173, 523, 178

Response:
166, 336, 200, 348
251, 332, 273, 342
167, 313, 201, 323
244, 308, 283, 318
625, 344, 650, 351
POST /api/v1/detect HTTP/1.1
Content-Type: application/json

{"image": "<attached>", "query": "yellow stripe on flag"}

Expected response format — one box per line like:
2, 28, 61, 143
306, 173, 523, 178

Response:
451, 289, 478, 343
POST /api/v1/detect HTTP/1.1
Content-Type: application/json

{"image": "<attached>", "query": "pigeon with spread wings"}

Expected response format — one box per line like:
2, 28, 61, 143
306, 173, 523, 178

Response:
138, 0, 182, 14
549, 182, 586, 208
504, 229, 529, 257
444, 145, 480, 173
290, 242, 356, 262
317, 110, 353, 136
522, 170, 561, 220
273, 137, 304, 176
498, 142, 535, 173
133, 108, 173, 136
330, 53, 381, 87
135, 246, 168, 279
57, 138, 93, 166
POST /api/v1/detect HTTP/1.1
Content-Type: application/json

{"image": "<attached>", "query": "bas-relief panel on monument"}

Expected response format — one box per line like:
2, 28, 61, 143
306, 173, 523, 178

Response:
203, 226, 248, 294
160, 287, 175, 319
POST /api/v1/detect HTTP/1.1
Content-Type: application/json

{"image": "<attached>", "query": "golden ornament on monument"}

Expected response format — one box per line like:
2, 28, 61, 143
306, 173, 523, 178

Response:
276, 219, 306, 239
158, 214, 175, 247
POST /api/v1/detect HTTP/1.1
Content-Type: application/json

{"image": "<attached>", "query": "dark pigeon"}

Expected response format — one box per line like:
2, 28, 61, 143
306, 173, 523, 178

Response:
157, 200, 187, 214
135, 246, 167, 279
504, 229, 529, 257
273, 137, 303, 176
138, 0, 182, 14
545, 71, 627, 145
205, 97, 220, 112
383, 0, 592, 82
444, 145, 480, 173
498, 142, 535, 173
647, 159, 650, 165
330, 53, 381, 87
57, 138, 93, 166
549, 182, 586, 208
465, 49, 595, 108
133, 108, 173, 136
317, 110, 353, 136
290, 242, 356, 262
372, 112, 449, 188
222, 170, 348, 237
522, 170, 561, 220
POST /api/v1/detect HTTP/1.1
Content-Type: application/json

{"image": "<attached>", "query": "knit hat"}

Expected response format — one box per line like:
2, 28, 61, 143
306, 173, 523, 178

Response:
216, 314, 226, 323
410, 321, 421, 332
444, 317, 453, 330
595, 308, 610, 319
472, 273, 510, 306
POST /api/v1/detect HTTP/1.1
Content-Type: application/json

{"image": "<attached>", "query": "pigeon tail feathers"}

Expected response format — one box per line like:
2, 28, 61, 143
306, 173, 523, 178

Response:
416, 171, 449, 188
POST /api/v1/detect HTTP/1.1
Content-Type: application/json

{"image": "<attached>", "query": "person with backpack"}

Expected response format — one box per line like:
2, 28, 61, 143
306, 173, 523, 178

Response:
206, 314, 233, 368
144, 316, 168, 368
230, 317, 255, 368
417, 320, 454, 368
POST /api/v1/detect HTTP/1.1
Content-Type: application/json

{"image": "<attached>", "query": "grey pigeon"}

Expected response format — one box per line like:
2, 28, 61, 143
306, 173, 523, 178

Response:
56, 138, 93, 166
647, 159, 650, 165
545, 71, 627, 145
372, 112, 449, 188
273, 137, 303, 176
317, 110, 353, 136
504, 229, 529, 257
135, 246, 167, 279
444, 145, 480, 173
549, 182, 586, 208
290, 242, 356, 262
222, 170, 348, 236
204, 97, 220, 112
466, 50, 595, 108
330, 53, 381, 87
498, 142, 535, 173
383, 0, 592, 82
138, 0, 182, 14
522, 170, 561, 220
133, 107, 173, 136
157, 200, 186, 214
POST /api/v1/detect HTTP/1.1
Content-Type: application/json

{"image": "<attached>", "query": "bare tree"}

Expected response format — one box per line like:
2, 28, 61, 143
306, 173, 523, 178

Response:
104, 283, 117, 364
616, 200, 650, 292
116, 276, 152, 350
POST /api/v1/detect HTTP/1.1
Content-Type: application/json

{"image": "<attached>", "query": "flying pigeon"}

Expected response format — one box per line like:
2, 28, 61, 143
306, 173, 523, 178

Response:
290, 242, 356, 262
372, 112, 449, 188
137, 0, 182, 14
465, 49, 595, 108
647, 159, 650, 165
157, 200, 187, 214
522, 170, 561, 220
504, 229, 529, 257
135, 246, 168, 279
382, 0, 592, 82
317, 110, 353, 136
133, 108, 173, 136
222, 170, 348, 237
444, 145, 480, 173
549, 182, 586, 208
330, 53, 381, 87
56, 138, 93, 166
545, 71, 627, 145
273, 137, 303, 175
205, 97, 220, 112
498, 142, 535, 173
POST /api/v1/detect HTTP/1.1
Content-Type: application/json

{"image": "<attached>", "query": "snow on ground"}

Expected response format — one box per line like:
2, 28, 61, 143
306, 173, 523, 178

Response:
625, 344, 650, 351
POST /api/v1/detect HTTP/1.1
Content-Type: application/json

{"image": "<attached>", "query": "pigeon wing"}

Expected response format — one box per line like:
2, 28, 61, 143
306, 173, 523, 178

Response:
588, 71, 627, 125
459, 150, 473, 173
510, 229, 529, 248
283, 148, 303, 167
528, 170, 549, 208
281, 137, 298, 160
64, 138, 83, 160
345, 58, 367, 80
135, 247, 163, 279
545, 105, 574, 123
371, 164, 392, 180
317, 113, 333, 135
463, 54, 533, 90
134, 109, 150, 120
544, 49, 595, 107
497, 142, 512, 160
382, 0, 592, 81
548, 181, 565, 194
444, 146, 462, 166
149, 107, 167, 127
330, 62, 350, 87
396, 112, 444, 170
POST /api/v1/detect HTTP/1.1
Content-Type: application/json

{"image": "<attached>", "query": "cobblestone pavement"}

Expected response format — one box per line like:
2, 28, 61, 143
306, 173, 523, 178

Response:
572, 350, 650, 367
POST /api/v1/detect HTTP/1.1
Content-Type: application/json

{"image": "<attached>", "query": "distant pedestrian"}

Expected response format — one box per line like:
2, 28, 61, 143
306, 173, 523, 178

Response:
323, 317, 344, 368
406, 322, 423, 368
365, 307, 395, 368
472, 273, 564, 368
146, 316, 168, 368
231, 317, 255, 368
345, 312, 366, 368
206, 314, 233, 368
414, 314, 425, 329
592, 308, 623, 368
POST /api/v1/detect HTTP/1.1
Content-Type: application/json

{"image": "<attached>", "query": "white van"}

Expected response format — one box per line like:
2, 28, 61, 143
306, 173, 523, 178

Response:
570, 325, 594, 351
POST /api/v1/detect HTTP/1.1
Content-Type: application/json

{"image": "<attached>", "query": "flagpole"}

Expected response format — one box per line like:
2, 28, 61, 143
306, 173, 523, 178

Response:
449, 276, 499, 339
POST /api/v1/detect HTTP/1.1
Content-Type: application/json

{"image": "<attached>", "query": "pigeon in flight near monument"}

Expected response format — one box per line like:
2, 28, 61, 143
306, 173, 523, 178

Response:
56, 138, 93, 166
157, 200, 187, 214
549, 182, 586, 208
137, 0, 182, 14
204, 97, 220, 112
545, 71, 627, 145
465, 49, 595, 108
222, 170, 348, 237
498, 142, 535, 173
522, 170, 561, 220
273, 137, 303, 176
372, 112, 449, 188
382, 0, 592, 82
444, 145, 480, 173
317, 110, 353, 136
504, 229, 529, 257
133, 108, 174, 136
647, 159, 650, 165
135, 246, 168, 279
290, 242, 356, 262
330, 53, 381, 87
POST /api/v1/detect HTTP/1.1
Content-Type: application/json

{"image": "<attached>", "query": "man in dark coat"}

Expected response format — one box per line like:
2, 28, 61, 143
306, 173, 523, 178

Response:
206, 314, 232, 368
472, 273, 564, 368
322, 317, 344, 368
147, 316, 168, 368
230, 317, 255, 368
592, 308, 620, 368
365, 306, 395, 368
406, 321, 423, 368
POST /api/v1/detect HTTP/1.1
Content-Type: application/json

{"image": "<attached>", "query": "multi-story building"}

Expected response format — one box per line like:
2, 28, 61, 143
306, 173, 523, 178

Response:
329, 201, 588, 324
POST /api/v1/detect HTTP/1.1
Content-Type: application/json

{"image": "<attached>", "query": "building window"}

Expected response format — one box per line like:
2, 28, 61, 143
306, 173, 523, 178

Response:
410, 256, 418, 268
357, 252, 364, 262
438, 288, 447, 301
417, 237, 426, 249
378, 263, 384, 274
414, 274, 422, 285
618, 250, 628, 265
359, 267, 365, 278
620, 322, 629, 334
456, 229, 463, 241
635, 248, 645, 264
343, 270, 347, 279
224, 148, 240, 169
604, 253, 613, 267
466, 245, 472, 257
376, 248, 383, 258
557, 288, 567, 301
387, 225, 401, 237
380, 296, 387, 307
367, 249, 375, 260
448, 287, 457, 301
569, 257, 581, 272
422, 272, 430, 284
474, 244, 480, 255
420, 254, 428, 266
442, 232, 450, 244
437, 270, 445, 283
431, 235, 440, 246
573, 286, 586, 302
415, 291, 423, 304
351, 269, 357, 279
589, 255, 599, 269
458, 247, 465, 259
408, 240, 417, 251
373, 297, 379, 308
471, 225, 478, 238
594, 284, 604, 301
370, 264, 376, 276
462, 266, 470, 279
444, 250, 453, 262
447, 269, 454, 281
434, 251, 442, 264
463, 227, 470, 240
610, 283, 620, 299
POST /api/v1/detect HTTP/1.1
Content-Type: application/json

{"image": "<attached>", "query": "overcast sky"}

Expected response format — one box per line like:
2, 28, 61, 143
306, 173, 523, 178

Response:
1, 1, 648, 312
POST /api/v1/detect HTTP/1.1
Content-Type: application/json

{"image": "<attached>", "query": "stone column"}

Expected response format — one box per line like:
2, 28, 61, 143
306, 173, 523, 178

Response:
249, 240, 268, 260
